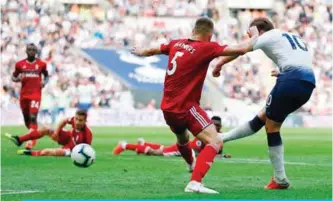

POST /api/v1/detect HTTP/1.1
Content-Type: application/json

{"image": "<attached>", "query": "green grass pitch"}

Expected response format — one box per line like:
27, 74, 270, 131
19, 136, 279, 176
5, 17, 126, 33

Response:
1, 126, 332, 200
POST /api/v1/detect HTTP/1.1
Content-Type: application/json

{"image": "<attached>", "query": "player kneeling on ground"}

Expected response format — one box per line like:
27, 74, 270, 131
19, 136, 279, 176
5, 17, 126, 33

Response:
5, 110, 92, 157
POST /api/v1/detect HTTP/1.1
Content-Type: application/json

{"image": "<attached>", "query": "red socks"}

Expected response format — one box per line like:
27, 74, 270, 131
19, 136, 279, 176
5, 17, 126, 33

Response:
191, 144, 219, 182
19, 130, 42, 142
136, 145, 150, 154
177, 143, 194, 166
125, 144, 138, 151
31, 150, 41, 156
29, 123, 38, 130
144, 142, 162, 149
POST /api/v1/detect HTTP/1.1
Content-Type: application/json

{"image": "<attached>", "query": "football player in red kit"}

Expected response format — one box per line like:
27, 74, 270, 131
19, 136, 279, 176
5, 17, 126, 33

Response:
5, 110, 92, 157
113, 116, 231, 158
12, 43, 49, 150
132, 17, 258, 193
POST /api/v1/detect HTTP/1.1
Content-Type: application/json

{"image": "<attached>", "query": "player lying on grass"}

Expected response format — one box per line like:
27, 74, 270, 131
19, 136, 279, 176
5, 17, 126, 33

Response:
5, 110, 92, 157
212, 17, 316, 190
132, 17, 259, 194
113, 116, 231, 159
12, 43, 49, 150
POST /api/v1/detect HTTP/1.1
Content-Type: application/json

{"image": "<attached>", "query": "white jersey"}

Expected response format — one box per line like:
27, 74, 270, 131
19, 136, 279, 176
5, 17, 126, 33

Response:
253, 29, 315, 85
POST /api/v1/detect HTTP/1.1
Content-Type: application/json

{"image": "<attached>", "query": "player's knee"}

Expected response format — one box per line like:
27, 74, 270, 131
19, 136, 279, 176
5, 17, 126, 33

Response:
38, 127, 51, 136
198, 125, 223, 148
175, 131, 190, 145
40, 149, 50, 156
265, 118, 282, 133
30, 114, 37, 123
23, 114, 30, 127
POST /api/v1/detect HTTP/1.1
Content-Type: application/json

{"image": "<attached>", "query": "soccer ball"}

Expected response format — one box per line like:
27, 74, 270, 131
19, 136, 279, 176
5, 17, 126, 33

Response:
71, 144, 95, 168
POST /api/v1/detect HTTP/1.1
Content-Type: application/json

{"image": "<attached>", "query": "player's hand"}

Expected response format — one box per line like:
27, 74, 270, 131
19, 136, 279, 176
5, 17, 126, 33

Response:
247, 26, 259, 38
11, 74, 22, 82
212, 67, 222, 77
212, 60, 224, 77
223, 153, 232, 158
131, 47, 143, 57
271, 69, 280, 77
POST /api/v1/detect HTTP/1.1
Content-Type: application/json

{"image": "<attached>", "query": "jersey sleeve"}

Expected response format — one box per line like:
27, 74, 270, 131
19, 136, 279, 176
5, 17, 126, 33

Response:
85, 127, 93, 145
160, 40, 177, 55
206, 42, 228, 60
13, 62, 21, 77
42, 62, 48, 76
253, 30, 276, 50
67, 117, 74, 124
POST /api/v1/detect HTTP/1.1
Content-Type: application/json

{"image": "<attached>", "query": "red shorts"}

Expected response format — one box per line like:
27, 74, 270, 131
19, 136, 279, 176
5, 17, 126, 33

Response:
163, 105, 212, 136
162, 144, 180, 156
20, 98, 41, 114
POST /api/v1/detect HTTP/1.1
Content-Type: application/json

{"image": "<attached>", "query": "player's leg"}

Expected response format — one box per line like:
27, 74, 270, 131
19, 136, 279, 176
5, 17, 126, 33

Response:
17, 148, 70, 157
163, 111, 195, 171
174, 130, 196, 170
113, 141, 139, 155
5, 126, 51, 147
161, 144, 181, 157
264, 80, 314, 189
24, 112, 39, 149
113, 139, 163, 155
138, 138, 163, 150
25, 99, 41, 149
220, 107, 266, 143
20, 99, 30, 129
185, 106, 220, 194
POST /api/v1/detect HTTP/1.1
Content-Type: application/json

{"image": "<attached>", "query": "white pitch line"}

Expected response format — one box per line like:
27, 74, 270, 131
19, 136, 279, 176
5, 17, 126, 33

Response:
219, 158, 332, 167
117, 156, 332, 167
1, 190, 42, 195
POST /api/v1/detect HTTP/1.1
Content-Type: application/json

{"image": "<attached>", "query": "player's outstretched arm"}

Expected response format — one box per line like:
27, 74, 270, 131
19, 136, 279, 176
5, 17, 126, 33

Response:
131, 47, 162, 57
12, 64, 21, 82
219, 26, 259, 57
212, 56, 238, 77
53, 119, 70, 138
17, 148, 69, 156
42, 64, 49, 88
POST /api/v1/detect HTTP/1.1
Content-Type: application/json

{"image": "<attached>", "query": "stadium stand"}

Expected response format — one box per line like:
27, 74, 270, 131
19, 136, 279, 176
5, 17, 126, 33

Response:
1, 0, 331, 116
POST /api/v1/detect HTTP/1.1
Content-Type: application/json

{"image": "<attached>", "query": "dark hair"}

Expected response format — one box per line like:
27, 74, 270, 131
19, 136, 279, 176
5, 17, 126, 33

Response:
76, 110, 88, 119
249, 17, 274, 33
194, 17, 214, 34
26, 43, 37, 50
211, 116, 221, 124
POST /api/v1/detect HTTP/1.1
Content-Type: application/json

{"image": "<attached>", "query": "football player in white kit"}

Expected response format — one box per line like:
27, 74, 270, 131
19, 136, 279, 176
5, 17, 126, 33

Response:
212, 17, 316, 189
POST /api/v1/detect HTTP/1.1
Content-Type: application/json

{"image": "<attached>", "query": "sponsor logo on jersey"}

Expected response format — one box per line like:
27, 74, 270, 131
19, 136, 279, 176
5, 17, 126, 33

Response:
22, 70, 39, 78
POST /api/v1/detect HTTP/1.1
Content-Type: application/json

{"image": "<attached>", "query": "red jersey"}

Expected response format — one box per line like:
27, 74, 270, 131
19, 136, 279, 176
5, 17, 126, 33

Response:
13, 59, 48, 99
65, 117, 93, 150
160, 39, 227, 113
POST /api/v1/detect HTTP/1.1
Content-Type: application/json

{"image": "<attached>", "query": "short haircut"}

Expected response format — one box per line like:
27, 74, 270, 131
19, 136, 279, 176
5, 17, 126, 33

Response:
194, 17, 214, 34
249, 17, 274, 33
212, 116, 221, 124
27, 43, 37, 50
76, 110, 88, 119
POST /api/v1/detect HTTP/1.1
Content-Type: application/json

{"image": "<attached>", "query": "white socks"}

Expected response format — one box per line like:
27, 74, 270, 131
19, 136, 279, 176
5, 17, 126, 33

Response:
219, 122, 255, 143
268, 145, 288, 183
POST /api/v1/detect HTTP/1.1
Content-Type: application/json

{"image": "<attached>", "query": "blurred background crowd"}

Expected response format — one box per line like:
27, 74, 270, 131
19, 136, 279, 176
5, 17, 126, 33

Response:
1, 0, 331, 116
